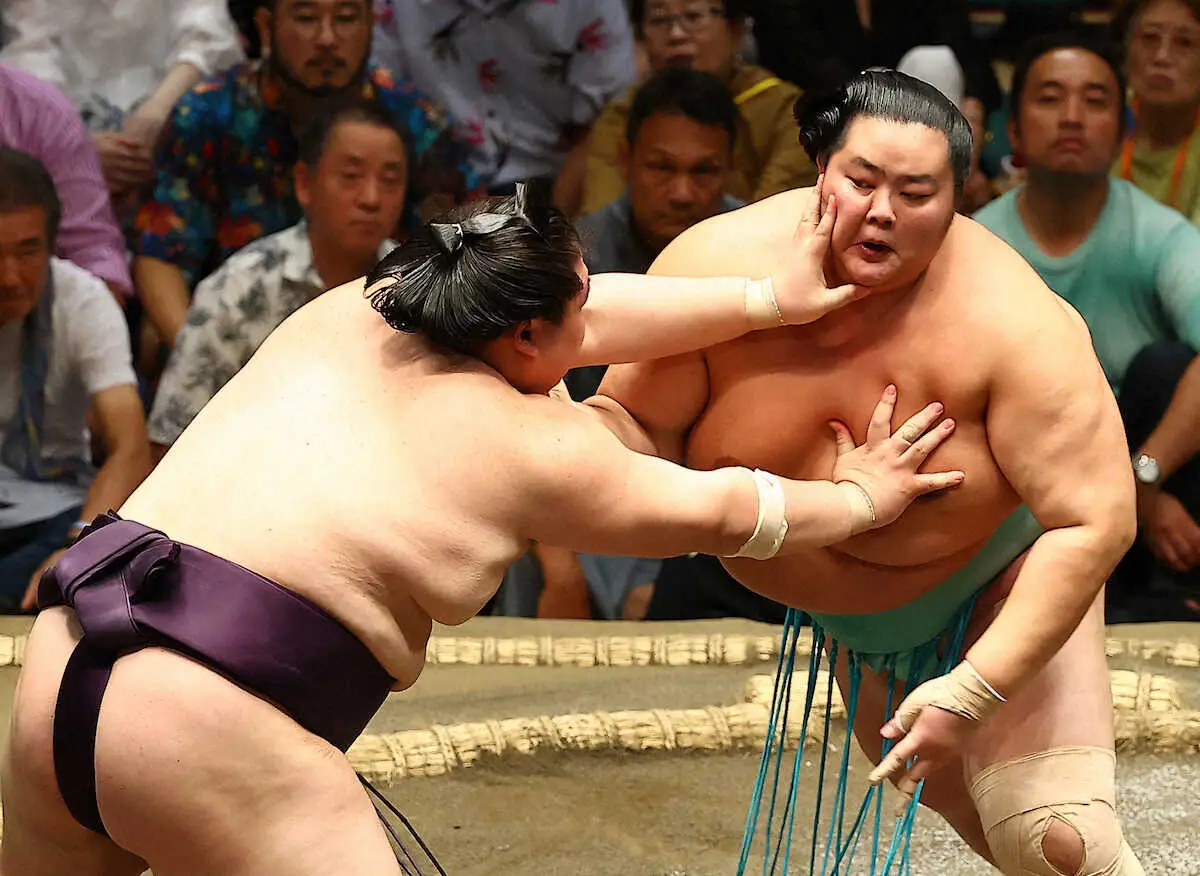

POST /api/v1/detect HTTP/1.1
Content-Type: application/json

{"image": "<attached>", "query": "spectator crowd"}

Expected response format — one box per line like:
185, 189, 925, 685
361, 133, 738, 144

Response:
1, 0, 1198, 626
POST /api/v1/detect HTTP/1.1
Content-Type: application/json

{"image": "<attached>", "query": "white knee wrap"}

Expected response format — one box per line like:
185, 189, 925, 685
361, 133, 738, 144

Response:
969, 747, 1144, 876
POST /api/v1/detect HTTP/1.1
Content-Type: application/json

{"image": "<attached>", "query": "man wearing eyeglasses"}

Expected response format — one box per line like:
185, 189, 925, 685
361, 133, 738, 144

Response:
132, 0, 483, 352
564, 0, 816, 217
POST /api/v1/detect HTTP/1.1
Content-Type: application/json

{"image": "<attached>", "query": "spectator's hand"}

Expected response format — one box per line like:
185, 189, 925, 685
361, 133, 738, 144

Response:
769, 180, 869, 326
123, 101, 171, 152
22, 548, 63, 610
92, 130, 154, 194
1140, 489, 1200, 572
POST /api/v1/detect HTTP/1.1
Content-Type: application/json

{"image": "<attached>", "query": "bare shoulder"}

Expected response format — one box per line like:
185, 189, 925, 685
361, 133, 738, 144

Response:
940, 215, 1092, 354
652, 188, 812, 278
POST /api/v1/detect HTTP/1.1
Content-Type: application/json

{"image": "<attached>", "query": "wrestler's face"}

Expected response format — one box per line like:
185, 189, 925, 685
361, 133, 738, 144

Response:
640, 1, 744, 79
258, 0, 371, 95
297, 119, 407, 259
1126, 0, 1200, 111
623, 112, 733, 254
0, 206, 51, 325
820, 118, 956, 291
1010, 49, 1123, 176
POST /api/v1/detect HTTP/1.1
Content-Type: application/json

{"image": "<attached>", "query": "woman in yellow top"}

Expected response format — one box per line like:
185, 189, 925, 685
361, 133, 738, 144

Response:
556, 0, 817, 218
1115, 0, 1200, 226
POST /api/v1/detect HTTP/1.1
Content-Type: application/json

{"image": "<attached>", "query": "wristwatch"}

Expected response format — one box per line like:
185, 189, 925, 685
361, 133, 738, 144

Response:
1132, 452, 1161, 485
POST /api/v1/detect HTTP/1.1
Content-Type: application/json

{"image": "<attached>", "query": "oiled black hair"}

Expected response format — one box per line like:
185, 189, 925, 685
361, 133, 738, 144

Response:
366, 183, 583, 355
794, 68, 973, 194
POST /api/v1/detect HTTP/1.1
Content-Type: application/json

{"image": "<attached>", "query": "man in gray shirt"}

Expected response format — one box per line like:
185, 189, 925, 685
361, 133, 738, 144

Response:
0, 148, 150, 608
506, 68, 747, 620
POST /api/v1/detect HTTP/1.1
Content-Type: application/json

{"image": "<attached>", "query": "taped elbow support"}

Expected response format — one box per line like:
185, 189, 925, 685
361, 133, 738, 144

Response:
727, 468, 788, 560
969, 746, 1144, 876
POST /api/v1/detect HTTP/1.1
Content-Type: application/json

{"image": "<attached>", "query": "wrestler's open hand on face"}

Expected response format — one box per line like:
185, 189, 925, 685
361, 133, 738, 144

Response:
828, 385, 965, 529
768, 177, 870, 325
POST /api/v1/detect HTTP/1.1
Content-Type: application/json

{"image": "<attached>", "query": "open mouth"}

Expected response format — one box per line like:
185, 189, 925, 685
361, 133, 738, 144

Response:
857, 241, 892, 255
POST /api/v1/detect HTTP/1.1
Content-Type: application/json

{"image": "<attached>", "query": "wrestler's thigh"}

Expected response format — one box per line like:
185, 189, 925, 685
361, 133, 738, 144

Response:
964, 591, 1112, 777
0, 608, 147, 876
93, 648, 402, 876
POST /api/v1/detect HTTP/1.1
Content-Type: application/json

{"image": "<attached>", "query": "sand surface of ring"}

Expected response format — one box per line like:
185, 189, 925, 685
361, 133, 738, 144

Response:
0, 616, 1196, 874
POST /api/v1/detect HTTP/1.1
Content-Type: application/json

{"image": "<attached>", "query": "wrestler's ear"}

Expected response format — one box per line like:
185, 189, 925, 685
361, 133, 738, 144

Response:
511, 319, 540, 358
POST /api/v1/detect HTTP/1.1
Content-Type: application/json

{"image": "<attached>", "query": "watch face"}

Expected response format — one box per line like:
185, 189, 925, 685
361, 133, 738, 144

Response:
1135, 455, 1160, 484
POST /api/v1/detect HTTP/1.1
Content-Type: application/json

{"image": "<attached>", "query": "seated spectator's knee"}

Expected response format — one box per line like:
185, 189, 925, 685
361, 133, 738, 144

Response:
970, 747, 1144, 876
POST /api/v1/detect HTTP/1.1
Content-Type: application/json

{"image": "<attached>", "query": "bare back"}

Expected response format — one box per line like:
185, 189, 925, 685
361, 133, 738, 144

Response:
122, 281, 547, 687
600, 188, 1092, 614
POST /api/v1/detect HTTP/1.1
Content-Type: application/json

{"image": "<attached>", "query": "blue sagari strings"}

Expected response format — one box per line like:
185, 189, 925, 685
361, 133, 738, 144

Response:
737, 602, 975, 875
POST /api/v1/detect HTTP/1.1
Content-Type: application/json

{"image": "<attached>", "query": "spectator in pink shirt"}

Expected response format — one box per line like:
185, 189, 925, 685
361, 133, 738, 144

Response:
0, 63, 131, 299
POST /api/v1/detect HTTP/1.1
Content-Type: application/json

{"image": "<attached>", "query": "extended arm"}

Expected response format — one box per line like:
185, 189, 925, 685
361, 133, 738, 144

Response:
576, 273, 768, 367
523, 389, 961, 560
577, 189, 860, 368
967, 303, 1135, 695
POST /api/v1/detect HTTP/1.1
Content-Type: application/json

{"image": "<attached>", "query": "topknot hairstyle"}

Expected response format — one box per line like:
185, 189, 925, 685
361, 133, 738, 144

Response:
366, 183, 583, 355
794, 68, 973, 194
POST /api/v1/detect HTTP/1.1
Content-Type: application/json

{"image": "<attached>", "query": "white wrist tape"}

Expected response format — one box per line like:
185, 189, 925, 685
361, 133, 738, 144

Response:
727, 468, 789, 560
745, 277, 784, 330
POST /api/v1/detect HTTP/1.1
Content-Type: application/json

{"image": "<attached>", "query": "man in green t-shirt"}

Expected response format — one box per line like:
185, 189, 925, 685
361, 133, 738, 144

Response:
976, 33, 1200, 622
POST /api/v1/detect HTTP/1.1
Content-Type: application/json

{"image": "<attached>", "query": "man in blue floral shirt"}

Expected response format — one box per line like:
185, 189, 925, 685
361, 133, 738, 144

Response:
132, 0, 481, 349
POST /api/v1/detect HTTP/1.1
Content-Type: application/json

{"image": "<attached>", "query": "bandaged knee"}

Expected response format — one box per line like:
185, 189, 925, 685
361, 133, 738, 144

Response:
970, 746, 1144, 876
727, 468, 788, 560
